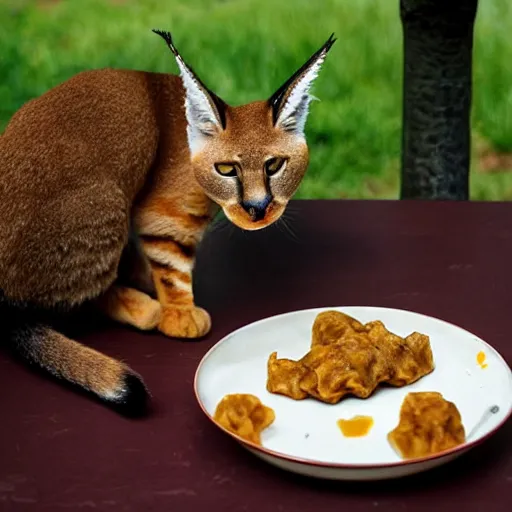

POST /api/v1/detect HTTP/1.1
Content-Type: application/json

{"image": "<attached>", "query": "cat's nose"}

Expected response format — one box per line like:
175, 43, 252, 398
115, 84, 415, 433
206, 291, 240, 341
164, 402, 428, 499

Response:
241, 196, 271, 222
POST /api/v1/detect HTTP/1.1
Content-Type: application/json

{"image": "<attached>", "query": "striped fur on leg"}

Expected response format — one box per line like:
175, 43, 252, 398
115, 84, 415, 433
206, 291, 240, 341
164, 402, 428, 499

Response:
140, 234, 211, 339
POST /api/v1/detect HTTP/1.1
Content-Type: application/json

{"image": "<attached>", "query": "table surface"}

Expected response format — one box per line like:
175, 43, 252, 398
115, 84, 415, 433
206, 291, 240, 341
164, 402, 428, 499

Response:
1, 199, 511, 511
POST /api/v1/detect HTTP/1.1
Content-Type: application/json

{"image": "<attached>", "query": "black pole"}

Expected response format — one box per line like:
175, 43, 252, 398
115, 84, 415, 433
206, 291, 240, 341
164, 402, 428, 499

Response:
400, 0, 478, 200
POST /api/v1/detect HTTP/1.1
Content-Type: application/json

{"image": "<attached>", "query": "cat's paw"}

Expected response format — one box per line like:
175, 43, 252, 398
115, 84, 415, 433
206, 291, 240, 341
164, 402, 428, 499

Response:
131, 297, 162, 330
158, 305, 212, 339
98, 286, 162, 331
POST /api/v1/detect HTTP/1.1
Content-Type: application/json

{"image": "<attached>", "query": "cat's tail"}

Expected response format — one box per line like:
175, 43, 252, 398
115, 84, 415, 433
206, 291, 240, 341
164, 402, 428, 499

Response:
6, 320, 149, 416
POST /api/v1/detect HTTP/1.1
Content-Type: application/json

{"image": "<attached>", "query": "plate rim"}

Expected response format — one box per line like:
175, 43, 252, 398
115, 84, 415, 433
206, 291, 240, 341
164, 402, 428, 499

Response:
194, 305, 512, 470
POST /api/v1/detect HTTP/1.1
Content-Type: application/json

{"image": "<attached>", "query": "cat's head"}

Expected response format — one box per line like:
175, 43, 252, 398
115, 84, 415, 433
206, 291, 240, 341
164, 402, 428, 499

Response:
153, 30, 335, 231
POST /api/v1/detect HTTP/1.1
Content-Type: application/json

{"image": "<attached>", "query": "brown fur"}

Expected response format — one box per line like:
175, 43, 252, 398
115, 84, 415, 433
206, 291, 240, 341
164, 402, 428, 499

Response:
31, 327, 132, 396
0, 32, 334, 413
0, 69, 162, 307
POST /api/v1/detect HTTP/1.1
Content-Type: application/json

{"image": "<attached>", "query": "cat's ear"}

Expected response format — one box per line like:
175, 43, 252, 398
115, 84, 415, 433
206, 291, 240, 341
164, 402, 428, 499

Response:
268, 34, 336, 135
152, 29, 227, 153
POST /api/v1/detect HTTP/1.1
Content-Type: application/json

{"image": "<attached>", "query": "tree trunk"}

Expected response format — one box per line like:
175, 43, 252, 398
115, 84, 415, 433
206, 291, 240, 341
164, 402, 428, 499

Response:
400, 0, 479, 200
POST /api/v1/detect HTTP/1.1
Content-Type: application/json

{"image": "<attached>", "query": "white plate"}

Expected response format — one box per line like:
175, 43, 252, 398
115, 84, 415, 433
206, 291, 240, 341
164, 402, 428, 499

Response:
194, 307, 512, 480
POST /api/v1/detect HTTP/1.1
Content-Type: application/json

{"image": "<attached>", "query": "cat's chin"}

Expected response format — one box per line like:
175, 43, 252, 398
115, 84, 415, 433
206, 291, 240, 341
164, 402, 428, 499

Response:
222, 202, 286, 231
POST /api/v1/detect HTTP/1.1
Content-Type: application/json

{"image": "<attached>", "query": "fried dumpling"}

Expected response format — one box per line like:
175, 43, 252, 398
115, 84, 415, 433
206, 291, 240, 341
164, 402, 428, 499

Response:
388, 392, 466, 459
267, 311, 434, 404
214, 393, 275, 445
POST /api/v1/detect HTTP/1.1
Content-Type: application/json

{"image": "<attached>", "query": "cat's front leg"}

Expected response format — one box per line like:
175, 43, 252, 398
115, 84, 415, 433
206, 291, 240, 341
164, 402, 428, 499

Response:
135, 198, 213, 339
140, 235, 211, 338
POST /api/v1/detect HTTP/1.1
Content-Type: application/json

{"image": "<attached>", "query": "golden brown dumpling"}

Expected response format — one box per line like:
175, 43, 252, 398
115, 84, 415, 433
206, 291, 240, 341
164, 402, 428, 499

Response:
311, 310, 365, 347
214, 394, 275, 445
266, 352, 309, 400
388, 392, 466, 459
267, 311, 435, 404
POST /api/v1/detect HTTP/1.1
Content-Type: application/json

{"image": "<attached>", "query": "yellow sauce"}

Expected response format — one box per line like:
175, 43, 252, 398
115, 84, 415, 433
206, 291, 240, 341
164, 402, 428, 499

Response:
337, 416, 374, 437
477, 351, 488, 369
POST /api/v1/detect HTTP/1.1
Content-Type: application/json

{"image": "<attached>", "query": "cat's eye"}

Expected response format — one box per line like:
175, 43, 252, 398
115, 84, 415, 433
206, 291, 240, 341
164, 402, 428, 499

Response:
265, 157, 287, 176
214, 163, 238, 177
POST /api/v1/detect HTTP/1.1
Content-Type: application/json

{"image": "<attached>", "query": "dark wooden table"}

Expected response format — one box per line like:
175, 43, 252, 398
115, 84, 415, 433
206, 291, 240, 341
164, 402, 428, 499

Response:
1, 200, 511, 511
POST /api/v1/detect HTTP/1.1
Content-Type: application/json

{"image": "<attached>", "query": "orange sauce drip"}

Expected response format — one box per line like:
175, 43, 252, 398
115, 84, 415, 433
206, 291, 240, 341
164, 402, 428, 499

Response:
337, 416, 374, 437
477, 351, 488, 369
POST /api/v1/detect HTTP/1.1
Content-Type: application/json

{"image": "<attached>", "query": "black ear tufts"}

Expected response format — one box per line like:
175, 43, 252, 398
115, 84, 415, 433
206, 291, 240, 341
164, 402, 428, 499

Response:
152, 28, 179, 57
268, 33, 337, 125
152, 28, 228, 129
325, 33, 337, 52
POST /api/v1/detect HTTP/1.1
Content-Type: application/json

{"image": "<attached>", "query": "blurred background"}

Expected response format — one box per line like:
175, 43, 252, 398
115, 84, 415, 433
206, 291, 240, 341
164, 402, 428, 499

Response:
1, 0, 511, 200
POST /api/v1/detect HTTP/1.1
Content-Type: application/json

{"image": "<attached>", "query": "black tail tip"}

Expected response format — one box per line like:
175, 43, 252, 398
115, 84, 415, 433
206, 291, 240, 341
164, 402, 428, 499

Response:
108, 372, 151, 418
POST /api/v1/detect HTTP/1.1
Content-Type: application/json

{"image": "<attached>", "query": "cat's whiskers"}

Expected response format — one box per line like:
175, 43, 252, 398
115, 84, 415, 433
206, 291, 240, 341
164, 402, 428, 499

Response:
276, 216, 300, 242
283, 202, 301, 218
208, 216, 231, 234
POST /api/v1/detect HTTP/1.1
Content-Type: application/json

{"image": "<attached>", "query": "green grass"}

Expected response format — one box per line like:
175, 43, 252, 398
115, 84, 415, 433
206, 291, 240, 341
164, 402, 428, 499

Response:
1, 0, 511, 200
